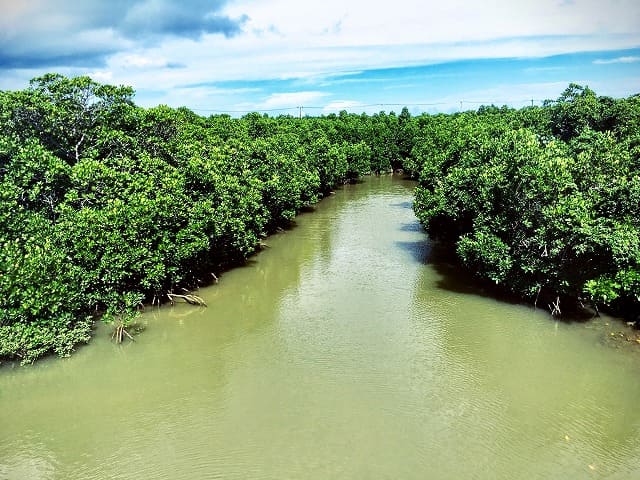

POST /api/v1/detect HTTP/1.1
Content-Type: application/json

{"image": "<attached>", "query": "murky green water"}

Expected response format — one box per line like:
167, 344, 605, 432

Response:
2, 175, 639, 479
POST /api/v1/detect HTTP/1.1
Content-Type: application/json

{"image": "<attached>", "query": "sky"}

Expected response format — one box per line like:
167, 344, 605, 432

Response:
1, 0, 639, 115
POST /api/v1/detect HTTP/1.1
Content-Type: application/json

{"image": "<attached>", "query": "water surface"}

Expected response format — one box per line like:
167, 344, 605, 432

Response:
2, 175, 639, 479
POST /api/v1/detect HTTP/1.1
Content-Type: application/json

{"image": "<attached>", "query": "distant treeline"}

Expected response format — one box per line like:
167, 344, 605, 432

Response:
1, 75, 638, 363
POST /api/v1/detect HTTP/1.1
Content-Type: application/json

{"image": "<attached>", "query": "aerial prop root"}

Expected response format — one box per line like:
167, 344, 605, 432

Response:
167, 293, 208, 307
111, 320, 135, 344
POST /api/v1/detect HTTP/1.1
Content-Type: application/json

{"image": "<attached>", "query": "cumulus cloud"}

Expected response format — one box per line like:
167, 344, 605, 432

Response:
1, 0, 639, 111
0, 0, 247, 69
120, 0, 247, 39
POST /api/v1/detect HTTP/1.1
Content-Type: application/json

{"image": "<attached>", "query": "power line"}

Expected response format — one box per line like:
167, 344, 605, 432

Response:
190, 106, 299, 113
188, 98, 553, 116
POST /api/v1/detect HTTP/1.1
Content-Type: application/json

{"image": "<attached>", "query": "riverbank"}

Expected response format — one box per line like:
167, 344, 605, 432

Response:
2, 175, 639, 479
1, 75, 394, 364
2, 76, 638, 365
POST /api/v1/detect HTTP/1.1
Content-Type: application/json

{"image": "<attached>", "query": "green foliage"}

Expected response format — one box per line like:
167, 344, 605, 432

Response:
3, 73, 636, 363
545, 83, 620, 142
413, 86, 640, 318
0, 214, 93, 362
457, 230, 513, 284
1, 73, 136, 163
2, 74, 411, 364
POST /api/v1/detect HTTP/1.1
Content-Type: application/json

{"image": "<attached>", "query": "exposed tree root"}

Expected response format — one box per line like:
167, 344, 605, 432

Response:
111, 321, 134, 343
548, 296, 561, 316
167, 293, 208, 307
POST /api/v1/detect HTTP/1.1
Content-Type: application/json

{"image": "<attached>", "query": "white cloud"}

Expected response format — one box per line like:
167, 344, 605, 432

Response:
87, 70, 113, 82
322, 100, 365, 114
119, 54, 174, 68
593, 56, 640, 64
84, 33, 639, 99
224, 0, 640, 46
262, 91, 328, 108
1, 0, 639, 109
89, 0, 633, 95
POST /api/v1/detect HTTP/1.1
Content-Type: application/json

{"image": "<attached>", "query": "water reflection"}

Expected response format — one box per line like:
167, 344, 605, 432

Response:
407, 223, 640, 479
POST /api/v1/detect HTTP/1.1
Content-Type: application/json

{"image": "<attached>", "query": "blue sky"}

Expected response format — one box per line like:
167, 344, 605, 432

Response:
1, 0, 639, 115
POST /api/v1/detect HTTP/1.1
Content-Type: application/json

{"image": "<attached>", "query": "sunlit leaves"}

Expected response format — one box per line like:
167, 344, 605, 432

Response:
413, 87, 640, 318
0, 74, 387, 363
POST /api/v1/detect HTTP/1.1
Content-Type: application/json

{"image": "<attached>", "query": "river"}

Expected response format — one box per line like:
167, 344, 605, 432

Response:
1, 175, 639, 479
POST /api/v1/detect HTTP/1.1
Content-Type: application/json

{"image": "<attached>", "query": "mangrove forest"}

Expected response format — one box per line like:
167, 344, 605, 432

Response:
1, 75, 639, 364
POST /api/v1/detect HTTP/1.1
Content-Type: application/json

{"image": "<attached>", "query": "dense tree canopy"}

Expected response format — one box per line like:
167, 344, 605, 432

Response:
1, 75, 638, 364
412, 85, 640, 319
1, 75, 411, 363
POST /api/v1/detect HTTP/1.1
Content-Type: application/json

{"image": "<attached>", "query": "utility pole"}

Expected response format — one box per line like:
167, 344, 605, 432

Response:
531, 99, 534, 107
298, 106, 303, 119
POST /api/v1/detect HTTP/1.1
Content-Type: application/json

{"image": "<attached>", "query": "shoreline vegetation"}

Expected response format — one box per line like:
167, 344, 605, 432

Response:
1, 74, 638, 364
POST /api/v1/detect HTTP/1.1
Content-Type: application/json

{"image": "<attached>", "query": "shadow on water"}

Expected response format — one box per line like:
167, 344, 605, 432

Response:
427, 242, 597, 322
394, 240, 431, 264
390, 201, 413, 209
399, 222, 424, 232
299, 205, 317, 214
398, 232, 596, 323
